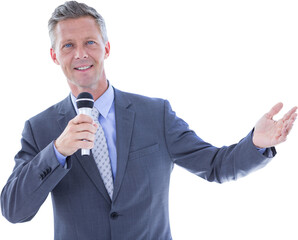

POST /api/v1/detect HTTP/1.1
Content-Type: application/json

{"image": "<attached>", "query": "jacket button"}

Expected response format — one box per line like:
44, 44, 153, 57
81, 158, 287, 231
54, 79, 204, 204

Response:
110, 212, 119, 219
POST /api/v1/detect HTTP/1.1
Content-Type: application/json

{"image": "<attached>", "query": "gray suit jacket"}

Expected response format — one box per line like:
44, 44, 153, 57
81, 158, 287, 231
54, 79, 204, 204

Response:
1, 88, 275, 240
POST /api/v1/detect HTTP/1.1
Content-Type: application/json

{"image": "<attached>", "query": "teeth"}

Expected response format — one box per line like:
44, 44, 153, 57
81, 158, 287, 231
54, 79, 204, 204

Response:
76, 65, 92, 70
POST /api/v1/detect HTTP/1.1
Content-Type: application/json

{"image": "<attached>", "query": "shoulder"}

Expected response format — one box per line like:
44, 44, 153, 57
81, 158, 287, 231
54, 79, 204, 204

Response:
28, 95, 72, 124
114, 88, 167, 110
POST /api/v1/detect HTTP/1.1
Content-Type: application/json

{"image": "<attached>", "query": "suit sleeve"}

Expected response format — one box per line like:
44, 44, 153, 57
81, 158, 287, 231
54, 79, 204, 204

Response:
164, 100, 276, 183
1, 120, 71, 223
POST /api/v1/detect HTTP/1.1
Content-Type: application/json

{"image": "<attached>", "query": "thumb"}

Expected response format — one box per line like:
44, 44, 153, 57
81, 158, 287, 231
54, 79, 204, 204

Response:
266, 102, 283, 119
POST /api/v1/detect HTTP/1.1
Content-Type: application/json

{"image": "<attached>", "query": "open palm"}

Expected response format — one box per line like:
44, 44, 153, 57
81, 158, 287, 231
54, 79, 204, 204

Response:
253, 103, 297, 148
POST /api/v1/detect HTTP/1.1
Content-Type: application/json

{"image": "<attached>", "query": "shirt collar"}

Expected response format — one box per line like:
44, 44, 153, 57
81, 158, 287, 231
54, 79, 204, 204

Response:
70, 82, 114, 119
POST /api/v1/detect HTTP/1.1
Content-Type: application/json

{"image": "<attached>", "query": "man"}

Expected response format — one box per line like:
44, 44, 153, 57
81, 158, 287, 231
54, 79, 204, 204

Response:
1, 1, 297, 240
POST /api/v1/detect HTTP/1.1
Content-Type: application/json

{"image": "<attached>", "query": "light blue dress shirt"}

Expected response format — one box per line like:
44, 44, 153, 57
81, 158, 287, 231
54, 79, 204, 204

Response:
54, 83, 117, 179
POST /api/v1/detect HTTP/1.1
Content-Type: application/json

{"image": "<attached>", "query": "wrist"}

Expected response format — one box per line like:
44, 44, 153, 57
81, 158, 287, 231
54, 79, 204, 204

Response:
54, 140, 68, 157
53, 141, 67, 166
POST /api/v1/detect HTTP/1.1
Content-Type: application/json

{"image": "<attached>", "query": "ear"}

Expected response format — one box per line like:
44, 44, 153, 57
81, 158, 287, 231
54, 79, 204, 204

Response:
104, 41, 110, 59
50, 48, 60, 65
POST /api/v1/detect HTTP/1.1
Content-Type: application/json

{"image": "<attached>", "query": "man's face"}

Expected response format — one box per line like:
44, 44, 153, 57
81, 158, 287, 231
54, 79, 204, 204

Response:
50, 16, 110, 92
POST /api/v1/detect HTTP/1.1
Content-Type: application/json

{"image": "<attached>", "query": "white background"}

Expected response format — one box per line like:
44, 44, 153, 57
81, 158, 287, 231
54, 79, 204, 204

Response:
0, 0, 297, 239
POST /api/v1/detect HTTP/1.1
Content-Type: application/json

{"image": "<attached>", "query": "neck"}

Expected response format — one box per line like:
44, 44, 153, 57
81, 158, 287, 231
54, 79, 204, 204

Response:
69, 79, 109, 101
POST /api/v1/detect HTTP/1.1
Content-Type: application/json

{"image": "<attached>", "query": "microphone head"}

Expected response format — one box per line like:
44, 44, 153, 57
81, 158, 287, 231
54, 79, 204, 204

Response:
76, 92, 94, 109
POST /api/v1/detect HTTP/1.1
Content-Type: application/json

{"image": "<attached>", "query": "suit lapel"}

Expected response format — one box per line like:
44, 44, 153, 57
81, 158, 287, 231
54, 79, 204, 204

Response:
74, 152, 111, 203
112, 89, 135, 202
57, 95, 111, 203
56, 95, 76, 132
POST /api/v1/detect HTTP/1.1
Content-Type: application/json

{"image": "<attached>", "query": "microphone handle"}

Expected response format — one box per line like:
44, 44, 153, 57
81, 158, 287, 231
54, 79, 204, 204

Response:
78, 107, 93, 156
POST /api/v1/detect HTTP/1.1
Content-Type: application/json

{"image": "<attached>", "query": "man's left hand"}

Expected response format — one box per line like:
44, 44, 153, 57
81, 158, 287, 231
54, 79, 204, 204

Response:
253, 102, 297, 148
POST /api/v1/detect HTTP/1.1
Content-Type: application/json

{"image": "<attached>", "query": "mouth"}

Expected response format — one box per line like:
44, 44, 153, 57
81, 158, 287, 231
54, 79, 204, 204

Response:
74, 65, 93, 71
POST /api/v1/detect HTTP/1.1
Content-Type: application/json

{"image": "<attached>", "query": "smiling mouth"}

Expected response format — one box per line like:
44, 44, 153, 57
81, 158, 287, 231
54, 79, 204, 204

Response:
74, 65, 93, 71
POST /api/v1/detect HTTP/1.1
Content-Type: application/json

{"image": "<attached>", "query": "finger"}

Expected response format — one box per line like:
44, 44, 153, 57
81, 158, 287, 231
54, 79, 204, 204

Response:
93, 122, 99, 129
266, 102, 283, 119
293, 112, 298, 121
276, 134, 287, 145
281, 106, 298, 122
279, 120, 295, 142
76, 122, 98, 134
286, 112, 297, 129
275, 120, 283, 136
72, 114, 93, 124
76, 131, 96, 142
290, 112, 298, 123
281, 113, 297, 136
75, 139, 94, 150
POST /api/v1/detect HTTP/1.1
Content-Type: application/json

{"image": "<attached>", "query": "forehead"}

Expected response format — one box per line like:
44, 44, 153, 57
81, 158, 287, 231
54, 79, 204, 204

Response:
55, 16, 101, 41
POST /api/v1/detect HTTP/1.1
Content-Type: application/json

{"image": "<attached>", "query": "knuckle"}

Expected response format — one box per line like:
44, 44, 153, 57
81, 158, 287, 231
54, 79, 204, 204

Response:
81, 140, 92, 149
92, 126, 98, 133
83, 132, 90, 140
68, 125, 75, 132
81, 114, 92, 121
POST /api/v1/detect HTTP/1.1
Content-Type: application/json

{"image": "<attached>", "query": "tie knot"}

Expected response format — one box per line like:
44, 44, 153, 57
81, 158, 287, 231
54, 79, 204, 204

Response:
91, 107, 100, 122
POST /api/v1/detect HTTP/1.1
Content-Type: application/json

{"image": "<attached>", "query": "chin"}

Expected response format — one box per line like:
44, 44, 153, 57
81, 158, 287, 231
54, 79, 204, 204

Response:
68, 78, 96, 89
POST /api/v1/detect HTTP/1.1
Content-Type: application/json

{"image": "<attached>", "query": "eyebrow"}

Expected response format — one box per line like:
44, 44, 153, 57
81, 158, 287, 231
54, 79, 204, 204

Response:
60, 39, 73, 44
60, 36, 98, 44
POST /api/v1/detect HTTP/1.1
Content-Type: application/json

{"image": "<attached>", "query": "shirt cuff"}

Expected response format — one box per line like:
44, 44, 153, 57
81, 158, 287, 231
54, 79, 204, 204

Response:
53, 143, 67, 167
256, 147, 266, 155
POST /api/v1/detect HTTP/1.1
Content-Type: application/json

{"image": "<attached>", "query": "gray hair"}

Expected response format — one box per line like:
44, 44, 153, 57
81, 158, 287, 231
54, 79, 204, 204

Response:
48, 1, 108, 48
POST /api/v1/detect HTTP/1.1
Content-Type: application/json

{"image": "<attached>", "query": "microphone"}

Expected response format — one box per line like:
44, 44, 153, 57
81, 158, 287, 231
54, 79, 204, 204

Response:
76, 92, 94, 156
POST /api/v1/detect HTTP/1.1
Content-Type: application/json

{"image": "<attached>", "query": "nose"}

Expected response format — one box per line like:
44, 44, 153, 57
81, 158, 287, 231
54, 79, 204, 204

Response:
75, 45, 88, 59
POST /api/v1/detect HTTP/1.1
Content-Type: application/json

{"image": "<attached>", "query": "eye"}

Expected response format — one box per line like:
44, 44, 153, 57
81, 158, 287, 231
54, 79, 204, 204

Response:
64, 43, 73, 48
87, 41, 95, 45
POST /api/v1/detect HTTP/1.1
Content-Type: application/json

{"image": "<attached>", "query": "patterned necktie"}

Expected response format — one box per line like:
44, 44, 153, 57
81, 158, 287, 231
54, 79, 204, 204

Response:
91, 107, 114, 199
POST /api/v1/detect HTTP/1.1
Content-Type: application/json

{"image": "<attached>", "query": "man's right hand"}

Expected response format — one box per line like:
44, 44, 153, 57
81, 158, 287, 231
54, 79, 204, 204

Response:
55, 114, 98, 156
